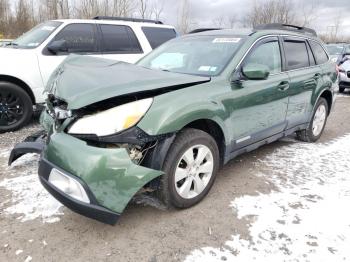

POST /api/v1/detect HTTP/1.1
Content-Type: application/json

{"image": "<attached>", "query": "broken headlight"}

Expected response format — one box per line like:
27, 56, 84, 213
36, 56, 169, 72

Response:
68, 98, 153, 136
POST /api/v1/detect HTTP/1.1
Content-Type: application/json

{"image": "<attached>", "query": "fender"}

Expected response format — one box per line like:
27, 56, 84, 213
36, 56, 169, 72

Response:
138, 85, 230, 146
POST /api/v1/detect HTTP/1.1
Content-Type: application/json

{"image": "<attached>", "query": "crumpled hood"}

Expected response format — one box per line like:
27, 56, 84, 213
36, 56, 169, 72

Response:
47, 55, 210, 110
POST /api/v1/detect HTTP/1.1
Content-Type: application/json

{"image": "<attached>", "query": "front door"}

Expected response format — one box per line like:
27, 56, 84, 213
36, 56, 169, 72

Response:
229, 37, 289, 150
37, 23, 101, 86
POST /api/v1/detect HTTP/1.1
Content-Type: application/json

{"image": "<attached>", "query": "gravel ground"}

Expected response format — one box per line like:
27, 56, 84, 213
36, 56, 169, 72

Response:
0, 91, 349, 262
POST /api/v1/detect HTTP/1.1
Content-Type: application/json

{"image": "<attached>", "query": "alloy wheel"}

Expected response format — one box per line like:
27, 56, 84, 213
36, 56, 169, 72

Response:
0, 91, 24, 126
174, 144, 214, 199
312, 104, 327, 137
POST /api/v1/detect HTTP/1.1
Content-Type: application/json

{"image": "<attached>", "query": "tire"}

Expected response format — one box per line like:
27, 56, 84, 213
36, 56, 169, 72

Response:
339, 86, 345, 93
159, 128, 220, 209
0, 82, 33, 133
296, 97, 328, 142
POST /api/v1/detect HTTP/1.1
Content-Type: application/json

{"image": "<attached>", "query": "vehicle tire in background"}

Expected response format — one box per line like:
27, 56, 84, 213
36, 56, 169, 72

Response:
296, 97, 328, 142
0, 82, 33, 133
159, 128, 220, 208
339, 86, 345, 93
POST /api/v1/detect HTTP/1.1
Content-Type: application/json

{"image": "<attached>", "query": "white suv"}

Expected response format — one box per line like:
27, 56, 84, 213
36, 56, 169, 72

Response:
0, 17, 177, 132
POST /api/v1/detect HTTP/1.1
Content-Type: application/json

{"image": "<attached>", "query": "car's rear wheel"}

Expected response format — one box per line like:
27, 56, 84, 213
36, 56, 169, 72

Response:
0, 82, 33, 133
339, 86, 345, 93
296, 97, 328, 142
159, 128, 220, 208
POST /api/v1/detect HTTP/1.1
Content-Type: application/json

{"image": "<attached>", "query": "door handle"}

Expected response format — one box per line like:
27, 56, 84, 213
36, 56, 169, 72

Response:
278, 81, 290, 91
313, 73, 321, 79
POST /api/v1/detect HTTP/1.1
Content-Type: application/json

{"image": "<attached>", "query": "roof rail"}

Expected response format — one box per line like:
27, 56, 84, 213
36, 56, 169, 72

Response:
93, 16, 163, 24
188, 28, 223, 34
254, 23, 317, 36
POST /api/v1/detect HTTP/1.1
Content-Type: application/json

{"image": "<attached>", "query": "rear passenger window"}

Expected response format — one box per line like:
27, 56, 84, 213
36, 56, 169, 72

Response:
142, 27, 177, 49
100, 25, 142, 53
244, 40, 282, 74
284, 40, 309, 70
53, 23, 97, 53
309, 41, 329, 64
306, 42, 316, 66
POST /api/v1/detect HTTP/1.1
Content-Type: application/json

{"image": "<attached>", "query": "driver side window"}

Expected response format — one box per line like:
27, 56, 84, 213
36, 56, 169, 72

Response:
53, 23, 97, 54
245, 40, 282, 74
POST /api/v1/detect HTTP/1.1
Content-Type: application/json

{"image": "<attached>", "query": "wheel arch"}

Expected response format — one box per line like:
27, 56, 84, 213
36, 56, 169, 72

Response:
183, 118, 226, 166
319, 89, 333, 115
0, 75, 35, 104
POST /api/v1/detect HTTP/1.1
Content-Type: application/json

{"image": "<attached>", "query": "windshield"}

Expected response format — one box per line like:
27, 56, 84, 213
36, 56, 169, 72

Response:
11, 21, 62, 49
137, 35, 246, 76
326, 44, 344, 55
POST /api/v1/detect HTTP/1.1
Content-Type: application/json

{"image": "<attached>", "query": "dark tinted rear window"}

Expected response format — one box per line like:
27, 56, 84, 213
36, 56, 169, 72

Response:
142, 27, 177, 49
100, 24, 142, 53
309, 41, 329, 64
284, 40, 309, 70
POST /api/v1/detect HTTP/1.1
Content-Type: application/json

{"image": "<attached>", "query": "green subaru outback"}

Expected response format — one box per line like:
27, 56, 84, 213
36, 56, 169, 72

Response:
10, 24, 336, 224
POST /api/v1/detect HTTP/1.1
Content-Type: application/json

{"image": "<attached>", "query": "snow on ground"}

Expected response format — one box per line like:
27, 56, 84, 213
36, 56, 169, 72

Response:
0, 149, 63, 223
186, 134, 350, 262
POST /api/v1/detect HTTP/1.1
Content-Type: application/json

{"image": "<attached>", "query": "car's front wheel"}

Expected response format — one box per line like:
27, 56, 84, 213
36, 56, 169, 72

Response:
339, 86, 345, 93
296, 97, 328, 142
159, 128, 220, 208
0, 82, 33, 133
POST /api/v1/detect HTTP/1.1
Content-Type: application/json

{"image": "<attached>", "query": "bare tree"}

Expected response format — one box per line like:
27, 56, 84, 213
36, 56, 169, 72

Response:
177, 0, 196, 34
77, 0, 101, 18
111, 0, 135, 17
151, 0, 164, 20
13, 0, 35, 37
138, 0, 148, 19
327, 11, 343, 42
298, 0, 319, 27
213, 16, 225, 28
227, 16, 237, 28
245, 0, 296, 27
0, 0, 11, 37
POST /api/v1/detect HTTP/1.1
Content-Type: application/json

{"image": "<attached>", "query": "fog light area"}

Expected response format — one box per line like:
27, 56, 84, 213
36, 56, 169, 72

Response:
49, 168, 90, 203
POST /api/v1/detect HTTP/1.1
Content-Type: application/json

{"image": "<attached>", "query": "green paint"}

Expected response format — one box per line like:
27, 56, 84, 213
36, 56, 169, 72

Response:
41, 29, 336, 217
43, 133, 162, 214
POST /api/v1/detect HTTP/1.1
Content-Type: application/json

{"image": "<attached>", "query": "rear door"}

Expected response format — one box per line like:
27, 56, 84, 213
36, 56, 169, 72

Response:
98, 24, 144, 63
309, 40, 335, 89
230, 37, 289, 149
283, 37, 323, 128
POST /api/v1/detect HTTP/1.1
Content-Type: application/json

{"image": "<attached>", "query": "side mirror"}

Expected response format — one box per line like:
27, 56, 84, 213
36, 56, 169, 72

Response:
47, 40, 68, 54
242, 63, 270, 80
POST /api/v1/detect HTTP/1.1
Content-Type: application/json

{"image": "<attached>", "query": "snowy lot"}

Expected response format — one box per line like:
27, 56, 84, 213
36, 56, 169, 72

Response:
0, 93, 349, 262
186, 133, 350, 261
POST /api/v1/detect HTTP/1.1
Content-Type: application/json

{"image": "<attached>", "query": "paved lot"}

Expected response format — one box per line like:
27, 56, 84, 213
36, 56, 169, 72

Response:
0, 92, 349, 262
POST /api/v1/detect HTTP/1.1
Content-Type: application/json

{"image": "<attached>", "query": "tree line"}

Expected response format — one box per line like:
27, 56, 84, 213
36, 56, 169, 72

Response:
0, 0, 165, 38
0, 0, 348, 43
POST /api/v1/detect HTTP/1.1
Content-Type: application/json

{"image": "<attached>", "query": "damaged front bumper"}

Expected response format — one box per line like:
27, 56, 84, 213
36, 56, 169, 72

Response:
8, 105, 175, 224
8, 130, 46, 165
9, 130, 165, 224
39, 157, 120, 225
42, 132, 164, 224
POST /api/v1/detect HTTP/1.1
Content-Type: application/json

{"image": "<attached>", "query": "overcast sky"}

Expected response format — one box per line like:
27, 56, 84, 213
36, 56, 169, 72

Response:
158, 0, 350, 36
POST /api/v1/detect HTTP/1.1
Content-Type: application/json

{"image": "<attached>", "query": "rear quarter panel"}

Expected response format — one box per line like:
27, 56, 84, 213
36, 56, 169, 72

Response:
314, 61, 337, 114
